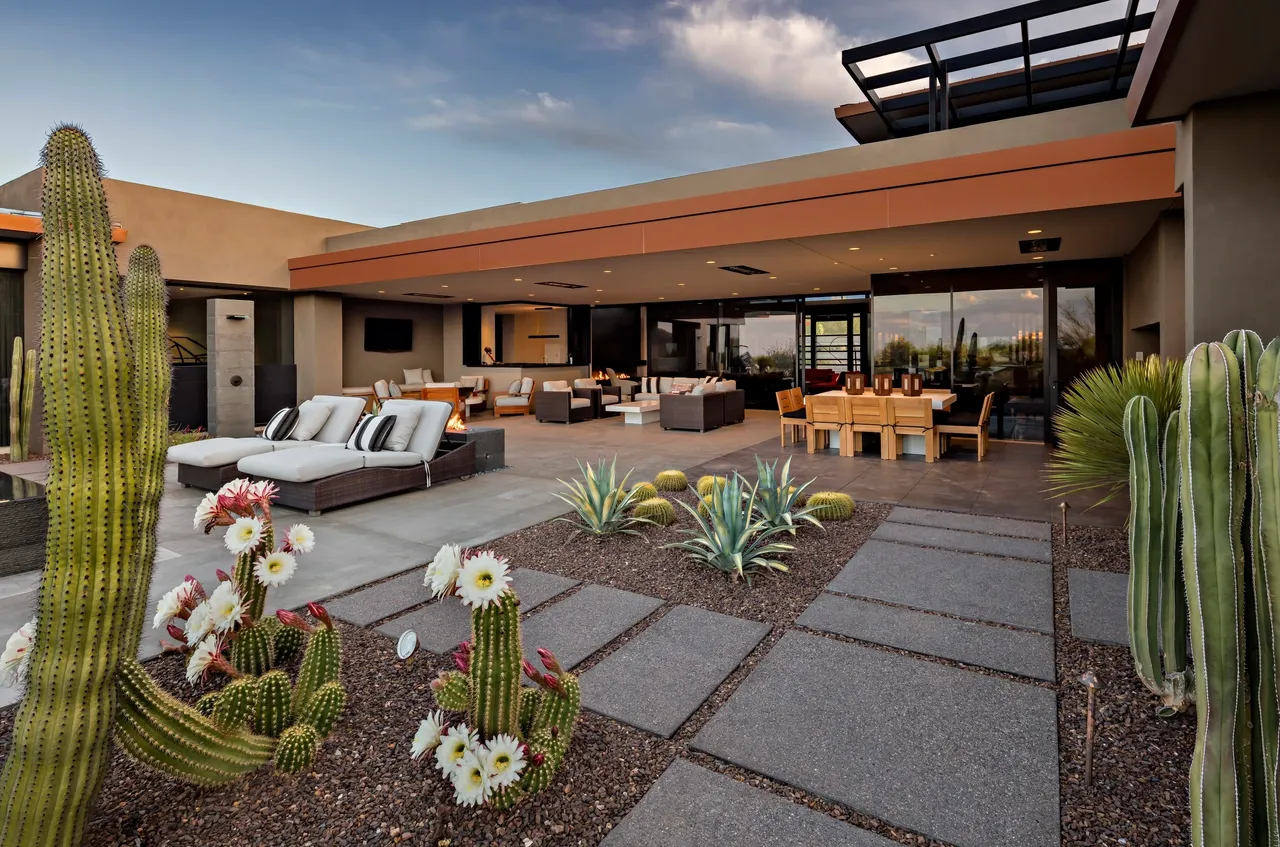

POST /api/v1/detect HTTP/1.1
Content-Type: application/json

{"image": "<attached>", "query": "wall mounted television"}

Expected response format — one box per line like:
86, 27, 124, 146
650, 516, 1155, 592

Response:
364, 317, 413, 353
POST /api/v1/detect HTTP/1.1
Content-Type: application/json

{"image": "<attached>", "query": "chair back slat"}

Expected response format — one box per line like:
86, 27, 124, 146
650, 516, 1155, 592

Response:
776, 389, 799, 415
806, 394, 847, 425
891, 396, 933, 428
979, 391, 995, 426
848, 395, 887, 426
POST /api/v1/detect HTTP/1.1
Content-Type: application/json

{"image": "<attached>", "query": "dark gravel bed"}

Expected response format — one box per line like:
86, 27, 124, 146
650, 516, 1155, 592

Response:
488, 491, 892, 628
1057, 525, 1129, 573
1053, 538, 1194, 846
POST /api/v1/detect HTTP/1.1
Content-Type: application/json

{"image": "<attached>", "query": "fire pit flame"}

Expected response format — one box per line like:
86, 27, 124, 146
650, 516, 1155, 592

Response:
446, 410, 468, 432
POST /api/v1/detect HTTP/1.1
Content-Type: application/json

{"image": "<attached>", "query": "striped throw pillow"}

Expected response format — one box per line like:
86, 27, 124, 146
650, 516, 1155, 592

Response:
263, 406, 299, 442
347, 414, 397, 452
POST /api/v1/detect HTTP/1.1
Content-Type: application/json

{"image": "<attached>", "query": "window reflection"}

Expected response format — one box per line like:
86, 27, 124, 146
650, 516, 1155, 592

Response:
872, 293, 950, 387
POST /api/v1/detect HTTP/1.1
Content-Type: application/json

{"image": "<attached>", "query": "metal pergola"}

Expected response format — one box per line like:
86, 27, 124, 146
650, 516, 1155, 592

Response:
839, 0, 1152, 143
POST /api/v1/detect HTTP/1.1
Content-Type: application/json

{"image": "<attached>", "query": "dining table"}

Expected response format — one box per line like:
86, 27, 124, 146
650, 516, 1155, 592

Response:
810, 389, 958, 456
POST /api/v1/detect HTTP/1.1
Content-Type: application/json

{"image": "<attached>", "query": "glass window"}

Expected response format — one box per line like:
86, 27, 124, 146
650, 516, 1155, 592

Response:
871, 292, 951, 386
720, 299, 798, 378
952, 287, 1045, 440
646, 301, 721, 375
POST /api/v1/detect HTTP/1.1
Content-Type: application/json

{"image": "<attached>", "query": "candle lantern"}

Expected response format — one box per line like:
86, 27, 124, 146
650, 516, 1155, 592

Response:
843, 372, 866, 395
902, 373, 923, 396
873, 374, 893, 396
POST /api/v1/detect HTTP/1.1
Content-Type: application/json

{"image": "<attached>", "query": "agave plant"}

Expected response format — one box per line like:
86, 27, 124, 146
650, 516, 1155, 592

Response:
553, 457, 653, 537
665, 474, 794, 584
751, 456, 822, 534
1046, 355, 1182, 507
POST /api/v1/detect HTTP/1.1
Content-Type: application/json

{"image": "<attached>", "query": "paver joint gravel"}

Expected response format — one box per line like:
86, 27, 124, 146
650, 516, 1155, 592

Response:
826, 539, 1054, 633
579, 605, 769, 737
692, 631, 1060, 847
887, 506, 1051, 540
798, 593, 1056, 681
519, 583, 664, 673
872, 522, 1051, 562
601, 758, 899, 847
1067, 567, 1130, 646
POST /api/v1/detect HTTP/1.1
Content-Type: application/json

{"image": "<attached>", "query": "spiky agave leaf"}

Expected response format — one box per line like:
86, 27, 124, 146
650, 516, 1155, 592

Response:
665, 473, 794, 585
552, 456, 654, 537
1046, 355, 1182, 506
751, 455, 823, 534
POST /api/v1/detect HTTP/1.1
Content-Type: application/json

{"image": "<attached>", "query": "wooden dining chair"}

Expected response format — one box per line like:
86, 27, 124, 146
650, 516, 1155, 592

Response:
936, 390, 994, 461
776, 389, 807, 447
806, 394, 853, 456
886, 396, 938, 463
847, 395, 893, 459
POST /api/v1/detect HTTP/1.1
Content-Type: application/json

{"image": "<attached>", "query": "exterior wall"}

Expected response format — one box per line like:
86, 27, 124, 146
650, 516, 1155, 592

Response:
1179, 91, 1280, 343
1123, 212, 1186, 358
0, 169, 369, 289
206, 299, 255, 437
341, 297, 444, 390
293, 294, 343, 398
328, 101, 1135, 252
441, 306, 464, 381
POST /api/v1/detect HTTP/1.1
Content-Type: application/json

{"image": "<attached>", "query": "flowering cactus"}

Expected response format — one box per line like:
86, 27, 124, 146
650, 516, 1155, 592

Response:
410, 545, 580, 809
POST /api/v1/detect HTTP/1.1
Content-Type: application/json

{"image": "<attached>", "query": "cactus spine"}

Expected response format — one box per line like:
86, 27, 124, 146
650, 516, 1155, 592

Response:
807, 491, 855, 521
0, 126, 156, 847
627, 482, 658, 504
6, 337, 34, 463
470, 594, 523, 739
654, 469, 687, 491
1123, 395, 1192, 715
635, 496, 677, 526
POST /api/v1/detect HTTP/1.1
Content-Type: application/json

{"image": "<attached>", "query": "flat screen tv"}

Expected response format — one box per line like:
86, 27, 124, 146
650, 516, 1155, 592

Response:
364, 317, 413, 353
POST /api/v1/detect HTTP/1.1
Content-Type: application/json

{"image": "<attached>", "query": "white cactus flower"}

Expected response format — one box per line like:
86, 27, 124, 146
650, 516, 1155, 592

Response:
224, 516, 264, 554
206, 582, 245, 634
411, 711, 447, 760
435, 723, 478, 775
285, 524, 315, 554
481, 733, 525, 788
1, 619, 35, 685
254, 550, 297, 587
426, 544, 464, 598
185, 634, 221, 685
455, 551, 511, 610
451, 750, 492, 806
184, 601, 215, 645
192, 491, 220, 529
152, 587, 182, 630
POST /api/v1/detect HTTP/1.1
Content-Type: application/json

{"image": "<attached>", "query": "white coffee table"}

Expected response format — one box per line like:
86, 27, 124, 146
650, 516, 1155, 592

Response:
607, 400, 661, 425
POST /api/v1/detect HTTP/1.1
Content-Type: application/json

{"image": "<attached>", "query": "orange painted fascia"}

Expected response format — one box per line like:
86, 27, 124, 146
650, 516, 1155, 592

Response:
290, 124, 1175, 278
0, 212, 128, 244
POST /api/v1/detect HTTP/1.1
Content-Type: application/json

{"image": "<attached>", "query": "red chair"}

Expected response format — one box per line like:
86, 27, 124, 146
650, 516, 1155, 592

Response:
804, 368, 841, 393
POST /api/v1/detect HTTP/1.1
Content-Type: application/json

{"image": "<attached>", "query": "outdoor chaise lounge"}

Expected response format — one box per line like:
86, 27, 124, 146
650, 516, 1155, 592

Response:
235, 399, 461, 515
167, 395, 368, 490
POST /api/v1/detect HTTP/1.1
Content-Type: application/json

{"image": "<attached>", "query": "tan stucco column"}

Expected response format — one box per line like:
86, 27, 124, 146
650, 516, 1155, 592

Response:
293, 293, 343, 398
1177, 91, 1280, 345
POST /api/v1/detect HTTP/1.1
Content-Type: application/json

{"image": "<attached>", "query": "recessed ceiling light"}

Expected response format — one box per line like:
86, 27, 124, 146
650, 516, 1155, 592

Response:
378, 289, 385, 293
813, 287, 821, 291
678, 283, 685, 286
603, 270, 611, 273
178, 287, 185, 291
659, 296, 665, 300
848, 247, 860, 251
889, 267, 898, 270
929, 253, 936, 257
1032, 256, 1045, 261
1027, 229, 1042, 234
769, 276, 776, 280
731, 292, 738, 295
466, 298, 474, 301
879, 258, 884, 261
595, 299, 601, 303
441, 284, 449, 288
706, 260, 716, 264
514, 277, 522, 281
596, 289, 603, 292
528, 294, 534, 297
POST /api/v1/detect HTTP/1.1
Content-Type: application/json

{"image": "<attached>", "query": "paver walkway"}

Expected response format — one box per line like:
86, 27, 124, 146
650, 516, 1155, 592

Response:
1067, 568, 1130, 646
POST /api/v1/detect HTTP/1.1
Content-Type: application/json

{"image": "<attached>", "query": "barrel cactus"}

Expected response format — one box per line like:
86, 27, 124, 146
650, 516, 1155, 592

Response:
627, 481, 659, 503
635, 496, 677, 526
654, 469, 687, 491
6, 337, 34, 463
415, 546, 580, 808
696, 475, 728, 496
807, 492, 855, 521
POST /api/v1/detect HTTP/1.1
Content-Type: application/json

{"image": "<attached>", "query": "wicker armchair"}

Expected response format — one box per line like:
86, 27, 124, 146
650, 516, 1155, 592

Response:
534, 384, 595, 423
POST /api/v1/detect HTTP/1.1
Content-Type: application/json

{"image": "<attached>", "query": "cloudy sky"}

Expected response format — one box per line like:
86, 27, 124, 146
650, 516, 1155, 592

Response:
2, 0, 1148, 226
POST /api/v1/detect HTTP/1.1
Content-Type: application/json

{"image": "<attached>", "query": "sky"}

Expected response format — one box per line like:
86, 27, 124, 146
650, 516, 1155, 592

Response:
1, 0, 1151, 227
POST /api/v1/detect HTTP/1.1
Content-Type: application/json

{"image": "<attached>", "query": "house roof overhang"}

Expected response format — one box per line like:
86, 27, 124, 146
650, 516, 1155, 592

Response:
0, 210, 128, 244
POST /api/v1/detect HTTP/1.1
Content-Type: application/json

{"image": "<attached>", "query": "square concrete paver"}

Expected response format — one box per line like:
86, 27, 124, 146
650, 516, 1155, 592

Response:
1067, 568, 1129, 646
326, 569, 433, 627
692, 632, 1059, 847
520, 584, 664, 672
886, 506, 1051, 540
601, 759, 898, 847
580, 605, 769, 737
797, 593, 1055, 681
375, 569, 579, 653
872, 522, 1051, 562
826, 540, 1053, 632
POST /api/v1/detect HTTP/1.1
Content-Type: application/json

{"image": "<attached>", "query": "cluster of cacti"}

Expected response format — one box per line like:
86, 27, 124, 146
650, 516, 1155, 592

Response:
667, 472, 795, 584
415, 546, 580, 807
635, 496, 677, 526
696, 475, 728, 497
554, 457, 656, 537
751, 456, 822, 534
654, 469, 687, 491
1122, 394, 1191, 716
6, 337, 34, 462
627, 481, 658, 503
806, 492, 855, 521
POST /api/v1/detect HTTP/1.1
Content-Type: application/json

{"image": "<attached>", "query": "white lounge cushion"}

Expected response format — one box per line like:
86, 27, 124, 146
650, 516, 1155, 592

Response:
543, 380, 571, 392
659, 377, 675, 393
358, 450, 424, 468
168, 437, 274, 468
692, 384, 707, 395
379, 403, 423, 452
633, 392, 661, 402
573, 378, 597, 389
569, 397, 591, 409
716, 380, 738, 392
464, 395, 485, 406
291, 400, 333, 441
403, 368, 423, 385
495, 395, 531, 407
238, 446, 364, 484
602, 396, 621, 406
519, 377, 534, 395
382, 399, 451, 460
425, 382, 460, 389
309, 395, 369, 443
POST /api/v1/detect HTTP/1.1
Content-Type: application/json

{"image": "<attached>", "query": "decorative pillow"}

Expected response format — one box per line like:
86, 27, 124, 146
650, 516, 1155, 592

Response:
290, 400, 334, 441
422, 370, 435, 384
389, 381, 403, 398
403, 368, 424, 385
639, 376, 660, 394
691, 384, 707, 395
508, 379, 525, 395
263, 406, 299, 442
347, 414, 397, 452
669, 383, 693, 395
379, 404, 422, 452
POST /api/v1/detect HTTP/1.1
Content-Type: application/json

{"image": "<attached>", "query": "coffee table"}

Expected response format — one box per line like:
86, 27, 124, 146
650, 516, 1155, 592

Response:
606, 400, 660, 425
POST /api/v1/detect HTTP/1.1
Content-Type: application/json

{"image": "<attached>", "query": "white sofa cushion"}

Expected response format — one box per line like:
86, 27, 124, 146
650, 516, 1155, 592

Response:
379, 403, 423, 452
602, 396, 621, 406
403, 368, 423, 385
659, 377, 675, 393
168, 437, 274, 468
359, 450, 424, 468
570, 397, 591, 409
633, 392, 661, 402
310, 395, 369, 443
495, 395, 530, 407
543, 380, 571, 391
382, 399, 451, 460
573, 378, 597, 389
290, 400, 333, 441
716, 380, 738, 392
238, 446, 364, 484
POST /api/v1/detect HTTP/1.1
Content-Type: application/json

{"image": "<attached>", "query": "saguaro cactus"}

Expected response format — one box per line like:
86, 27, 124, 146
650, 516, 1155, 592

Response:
0, 126, 151, 847
7, 337, 34, 462
1122, 395, 1191, 715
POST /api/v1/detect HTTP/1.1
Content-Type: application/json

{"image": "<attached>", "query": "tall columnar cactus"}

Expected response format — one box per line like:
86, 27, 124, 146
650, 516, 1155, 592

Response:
415, 546, 580, 809
1180, 334, 1280, 847
1122, 395, 1191, 715
7, 337, 34, 462
0, 126, 153, 847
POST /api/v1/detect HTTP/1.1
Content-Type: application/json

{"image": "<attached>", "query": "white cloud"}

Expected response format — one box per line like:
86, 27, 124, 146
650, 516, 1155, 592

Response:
660, 0, 919, 106
409, 90, 573, 131
666, 117, 773, 138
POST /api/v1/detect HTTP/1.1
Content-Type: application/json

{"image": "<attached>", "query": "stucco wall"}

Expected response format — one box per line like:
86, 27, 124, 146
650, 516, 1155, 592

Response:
294, 294, 343, 398
341, 297, 444, 389
1123, 212, 1186, 358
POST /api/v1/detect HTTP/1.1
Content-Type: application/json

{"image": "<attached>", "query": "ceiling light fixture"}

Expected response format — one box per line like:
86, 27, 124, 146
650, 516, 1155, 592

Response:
378, 290, 385, 293
1028, 229, 1042, 234
596, 289, 603, 292
929, 253, 936, 257
678, 283, 685, 286
659, 296, 665, 300
1032, 256, 1045, 261
466, 298, 474, 301
706, 260, 716, 264
889, 267, 898, 270
441, 284, 449, 288
848, 247, 860, 251
603, 270, 611, 273
731, 292, 738, 296
769, 276, 776, 280
813, 287, 821, 291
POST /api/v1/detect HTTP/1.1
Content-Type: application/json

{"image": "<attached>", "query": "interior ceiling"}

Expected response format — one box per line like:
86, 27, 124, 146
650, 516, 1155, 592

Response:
313, 199, 1173, 306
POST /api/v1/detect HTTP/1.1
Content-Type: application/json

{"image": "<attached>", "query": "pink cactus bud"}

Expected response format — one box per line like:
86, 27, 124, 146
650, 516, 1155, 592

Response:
550, 725, 559, 738
166, 624, 186, 642
209, 652, 240, 679
215, 569, 232, 583
275, 609, 314, 633
159, 639, 186, 655
452, 649, 469, 674
522, 659, 544, 684
430, 677, 443, 692
531, 752, 546, 767
536, 647, 563, 675
307, 602, 334, 629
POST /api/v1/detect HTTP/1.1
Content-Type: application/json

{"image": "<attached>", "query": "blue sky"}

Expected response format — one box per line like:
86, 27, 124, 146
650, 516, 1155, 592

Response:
2, 0, 1144, 226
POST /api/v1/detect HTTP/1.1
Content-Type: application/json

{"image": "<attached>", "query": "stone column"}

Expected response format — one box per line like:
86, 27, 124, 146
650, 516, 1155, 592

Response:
207, 298, 255, 437
293, 293, 343, 399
